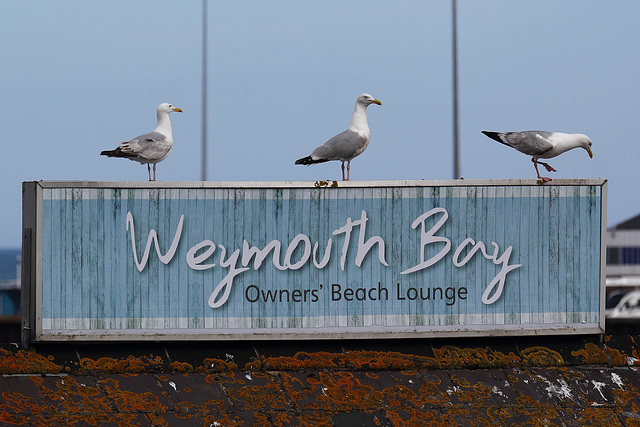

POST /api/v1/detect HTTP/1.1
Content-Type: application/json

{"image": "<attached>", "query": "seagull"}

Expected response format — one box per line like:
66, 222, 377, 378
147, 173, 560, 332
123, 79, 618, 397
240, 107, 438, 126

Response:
295, 93, 382, 181
481, 130, 593, 184
100, 103, 183, 181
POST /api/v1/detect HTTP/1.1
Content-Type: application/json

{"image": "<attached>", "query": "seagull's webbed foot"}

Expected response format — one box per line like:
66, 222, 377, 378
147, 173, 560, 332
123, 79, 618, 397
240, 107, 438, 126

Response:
536, 177, 552, 185
538, 161, 556, 173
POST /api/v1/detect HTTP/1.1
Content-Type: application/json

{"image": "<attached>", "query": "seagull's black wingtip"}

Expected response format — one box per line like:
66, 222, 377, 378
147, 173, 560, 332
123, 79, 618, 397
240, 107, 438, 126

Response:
295, 156, 330, 166
481, 131, 503, 143
295, 156, 312, 165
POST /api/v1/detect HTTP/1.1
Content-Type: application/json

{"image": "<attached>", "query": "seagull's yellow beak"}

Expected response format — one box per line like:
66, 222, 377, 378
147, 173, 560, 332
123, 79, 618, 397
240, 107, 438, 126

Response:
173, 107, 183, 113
587, 147, 593, 158
372, 99, 382, 105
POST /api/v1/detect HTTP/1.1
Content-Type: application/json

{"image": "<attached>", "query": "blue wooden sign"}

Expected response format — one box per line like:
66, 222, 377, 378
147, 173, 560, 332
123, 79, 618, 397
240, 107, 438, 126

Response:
22, 180, 606, 341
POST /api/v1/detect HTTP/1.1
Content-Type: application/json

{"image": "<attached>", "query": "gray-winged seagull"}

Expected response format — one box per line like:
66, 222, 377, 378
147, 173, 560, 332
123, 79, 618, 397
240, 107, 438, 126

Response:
482, 130, 593, 184
101, 103, 183, 181
295, 93, 381, 181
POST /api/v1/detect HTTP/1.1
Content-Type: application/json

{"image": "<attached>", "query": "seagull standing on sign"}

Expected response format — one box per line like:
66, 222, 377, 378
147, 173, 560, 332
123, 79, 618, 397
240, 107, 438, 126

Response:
481, 130, 593, 184
101, 103, 183, 181
295, 93, 382, 181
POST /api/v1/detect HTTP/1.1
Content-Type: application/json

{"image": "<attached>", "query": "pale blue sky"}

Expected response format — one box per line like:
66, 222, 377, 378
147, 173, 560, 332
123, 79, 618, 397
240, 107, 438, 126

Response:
1, 1, 639, 247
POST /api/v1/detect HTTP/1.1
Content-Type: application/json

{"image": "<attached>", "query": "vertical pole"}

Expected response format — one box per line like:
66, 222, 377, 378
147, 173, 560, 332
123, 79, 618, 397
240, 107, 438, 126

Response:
21, 182, 37, 349
201, 0, 208, 181
452, 0, 460, 179
21, 228, 31, 349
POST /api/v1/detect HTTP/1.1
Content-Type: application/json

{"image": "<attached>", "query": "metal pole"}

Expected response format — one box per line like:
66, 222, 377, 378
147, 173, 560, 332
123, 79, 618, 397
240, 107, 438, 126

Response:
201, 0, 208, 181
452, 0, 460, 179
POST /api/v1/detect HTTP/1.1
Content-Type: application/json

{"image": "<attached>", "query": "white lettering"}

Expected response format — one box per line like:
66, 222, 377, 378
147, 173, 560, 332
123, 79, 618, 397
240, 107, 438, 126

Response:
127, 206, 523, 309
452, 238, 522, 304
284, 234, 311, 269
208, 245, 249, 309
186, 240, 216, 270
333, 210, 388, 270
332, 216, 357, 271
354, 210, 388, 267
400, 208, 450, 275
312, 239, 332, 268
242, 240, 286, 270
481, 246, 522, 305
126, 212, 183, 272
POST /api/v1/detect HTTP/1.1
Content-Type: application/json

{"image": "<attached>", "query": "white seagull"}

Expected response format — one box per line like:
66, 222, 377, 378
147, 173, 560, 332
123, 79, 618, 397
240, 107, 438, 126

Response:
481, 130, 593, 184
101, 103, 183, 181
295, 93, 382, 181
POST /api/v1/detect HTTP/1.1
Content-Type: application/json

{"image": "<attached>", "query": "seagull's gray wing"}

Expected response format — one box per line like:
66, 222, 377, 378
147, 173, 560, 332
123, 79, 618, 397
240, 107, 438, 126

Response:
119, 131, 169, 161
504, 131, 555, 156
311, 129, 368, 161
131, 131, 167, 143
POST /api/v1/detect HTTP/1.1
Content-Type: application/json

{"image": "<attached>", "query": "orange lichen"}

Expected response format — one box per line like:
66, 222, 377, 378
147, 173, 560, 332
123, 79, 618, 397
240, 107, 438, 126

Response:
78, 355, 164, 375
490, 349, 522, 368
385, 408, 445, 427
253, 350, 441, 372
2, 337, 640, 425
0, 349, 62, 375
520, 346, 564, 366
251, 351, 343, 371
196, 357, 237, 373
226, 382, 289, 412
571, 342, 611, 365
604, 346, 629, 367
169, 361, 193, 373
298, 411, 333, 426
145, 413, 168, 426
574, 407, 621, 426
433, 345, 492, 369
346, 350, 439, 370
612, 388, 636, 407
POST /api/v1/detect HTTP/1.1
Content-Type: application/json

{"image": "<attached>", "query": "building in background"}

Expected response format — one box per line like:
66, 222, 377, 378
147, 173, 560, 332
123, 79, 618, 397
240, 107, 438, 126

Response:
606, 214, 640, 328
0, 249, 21, 342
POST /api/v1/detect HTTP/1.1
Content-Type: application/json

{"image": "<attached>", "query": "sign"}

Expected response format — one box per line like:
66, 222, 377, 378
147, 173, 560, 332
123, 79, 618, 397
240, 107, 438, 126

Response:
22, 180, 607, 341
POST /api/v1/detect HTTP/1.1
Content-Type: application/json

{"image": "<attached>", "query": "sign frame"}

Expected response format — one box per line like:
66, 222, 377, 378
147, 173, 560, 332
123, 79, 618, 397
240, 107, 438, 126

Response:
22, 179, 607, 343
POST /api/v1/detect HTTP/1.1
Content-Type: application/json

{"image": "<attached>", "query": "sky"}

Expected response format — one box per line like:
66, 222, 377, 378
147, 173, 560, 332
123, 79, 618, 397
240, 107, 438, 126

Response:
1, 1, 639, 248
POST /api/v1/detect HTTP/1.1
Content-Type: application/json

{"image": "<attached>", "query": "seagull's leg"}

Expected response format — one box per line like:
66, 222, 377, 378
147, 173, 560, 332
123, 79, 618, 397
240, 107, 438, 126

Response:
147, 164, 152, 181
341, 162, 346, 181
346, 160, 351, 181
532, 158, 552, 184
153, 164, 157, 181
537, 160, 556, 173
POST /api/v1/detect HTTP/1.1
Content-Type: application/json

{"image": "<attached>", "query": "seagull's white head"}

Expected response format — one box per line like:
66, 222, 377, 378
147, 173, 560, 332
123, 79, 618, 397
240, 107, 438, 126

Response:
157, 103, 183, 114
576, 134, 593, 158
357, 93, 382, 107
